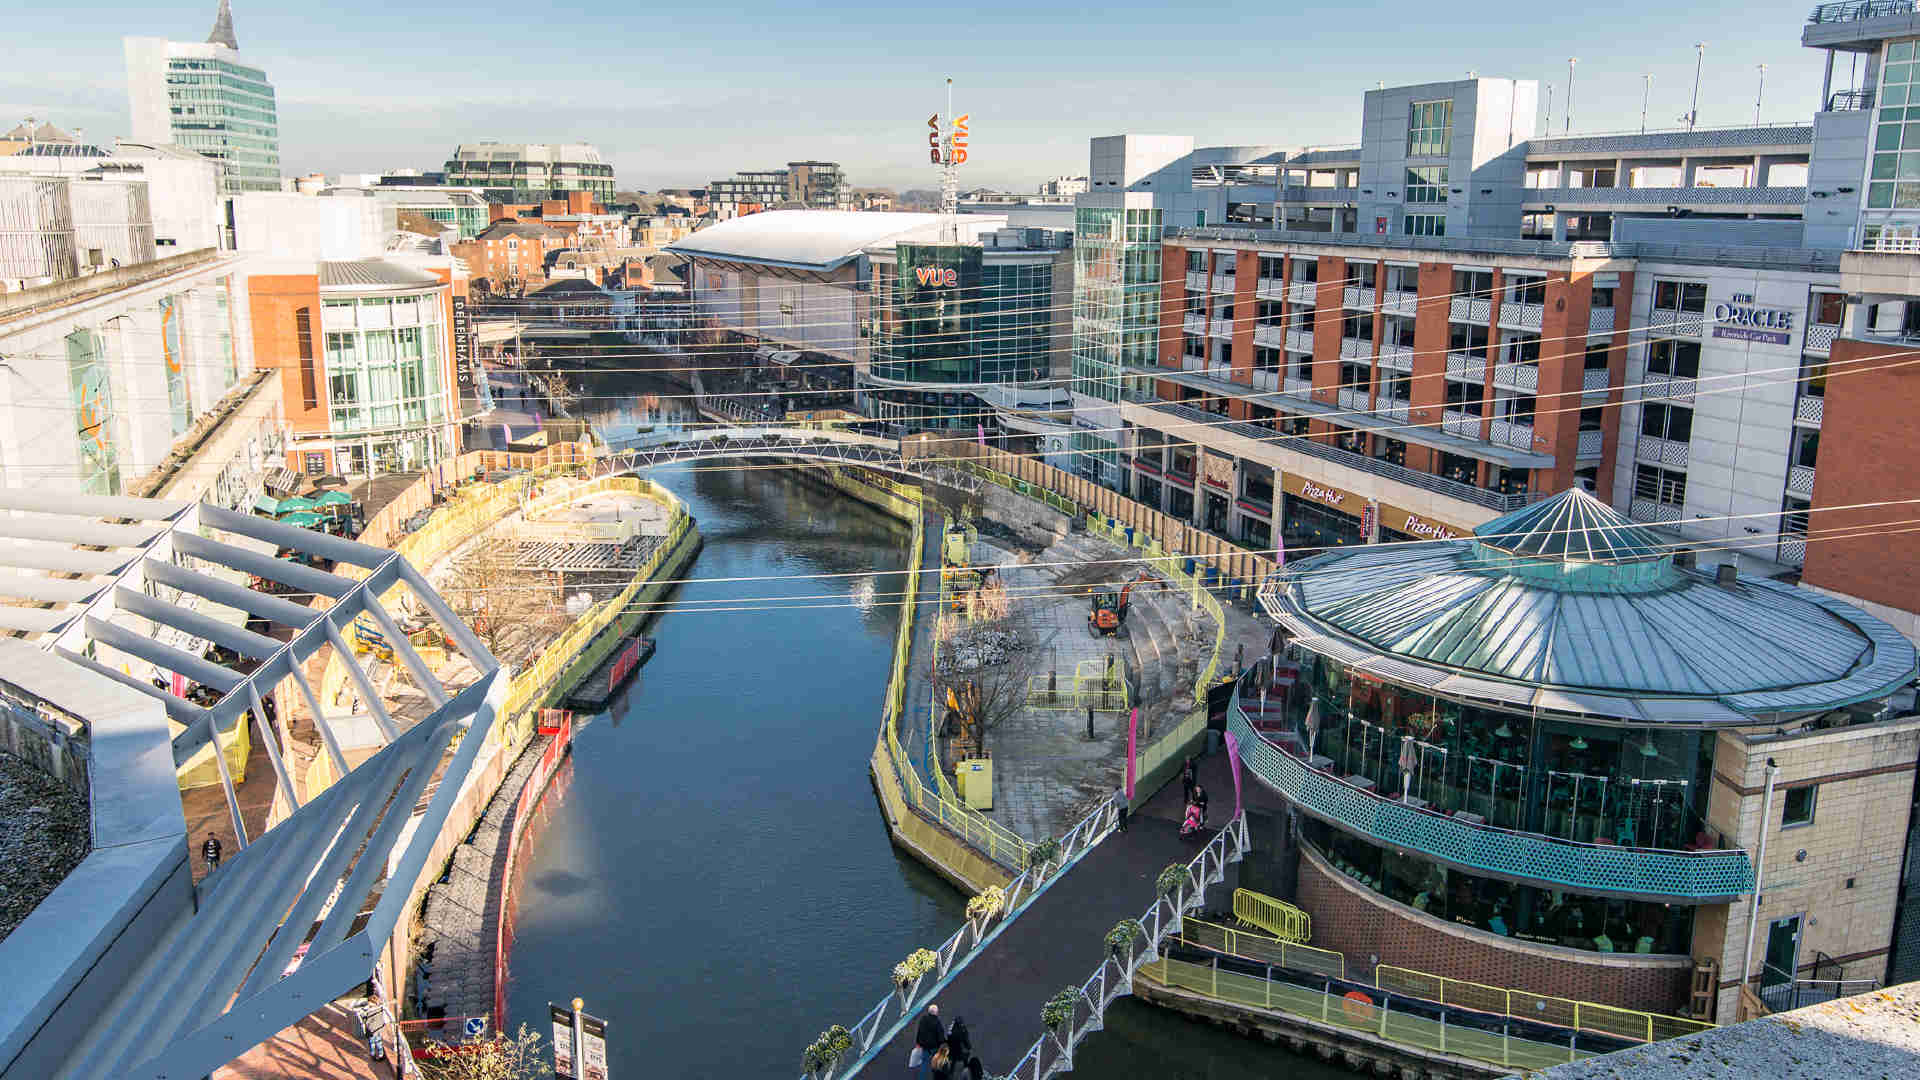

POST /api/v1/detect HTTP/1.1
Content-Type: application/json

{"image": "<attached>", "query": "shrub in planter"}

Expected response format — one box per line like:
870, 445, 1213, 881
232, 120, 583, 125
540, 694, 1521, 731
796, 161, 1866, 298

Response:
892, 947, 939, 989
965, 885, 1006, 926
1156, 863, 1189, 898
1025, 837, 1061, 873
1105, 919, 1142, 957
801, 1025, 853, 1074
1041, 987, 1080, 1033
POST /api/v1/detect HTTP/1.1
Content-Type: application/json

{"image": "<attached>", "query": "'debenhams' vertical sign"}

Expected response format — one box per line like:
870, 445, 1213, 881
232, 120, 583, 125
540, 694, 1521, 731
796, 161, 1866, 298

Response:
1711, 292, 1795, 346
452, 294, 473, 387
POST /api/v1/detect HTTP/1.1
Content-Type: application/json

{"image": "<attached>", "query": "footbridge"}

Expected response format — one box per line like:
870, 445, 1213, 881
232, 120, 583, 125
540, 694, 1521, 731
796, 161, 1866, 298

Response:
595, 425, 924, 478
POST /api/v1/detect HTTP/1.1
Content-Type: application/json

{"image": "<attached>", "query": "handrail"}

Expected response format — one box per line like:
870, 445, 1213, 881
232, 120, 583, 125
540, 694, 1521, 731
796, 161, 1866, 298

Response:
1375, 965, 1712, 1043
1000, 814, 1252, 1080
1177, 917, 1345, 978
806, 781, 1123, 1079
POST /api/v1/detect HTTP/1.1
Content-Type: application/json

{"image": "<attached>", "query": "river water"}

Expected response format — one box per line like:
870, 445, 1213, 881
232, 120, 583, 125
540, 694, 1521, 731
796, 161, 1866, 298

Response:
500, 374, 1345, 1078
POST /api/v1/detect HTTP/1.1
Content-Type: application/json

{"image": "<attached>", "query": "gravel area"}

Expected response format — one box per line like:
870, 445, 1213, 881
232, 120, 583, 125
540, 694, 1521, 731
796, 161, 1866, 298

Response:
0, 752, 90, 941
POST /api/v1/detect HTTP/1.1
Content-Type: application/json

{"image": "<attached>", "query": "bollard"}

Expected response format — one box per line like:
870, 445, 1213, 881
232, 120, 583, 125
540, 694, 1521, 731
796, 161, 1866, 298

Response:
1087, 706, 1095, 740
1049, 668, 1058, 705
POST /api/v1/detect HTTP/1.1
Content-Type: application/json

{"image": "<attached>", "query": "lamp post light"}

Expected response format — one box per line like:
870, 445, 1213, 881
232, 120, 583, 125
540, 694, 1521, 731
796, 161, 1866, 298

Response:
1689, 43, 1707, 131
1641, 73, 1653, 134
1756, 63, 1768, 125
1566, 58, 1578, 134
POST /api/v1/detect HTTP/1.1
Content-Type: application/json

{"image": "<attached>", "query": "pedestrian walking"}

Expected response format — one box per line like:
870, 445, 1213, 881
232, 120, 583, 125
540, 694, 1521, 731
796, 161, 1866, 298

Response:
930, 1044, 953, 1080
960, 1056, 986, 1080
1180, 756, 1198, 805
1193, 783, 1210, 826
910, 1004, 944, 1077
201, 831, 222, 873
944, 1016, 972, 1065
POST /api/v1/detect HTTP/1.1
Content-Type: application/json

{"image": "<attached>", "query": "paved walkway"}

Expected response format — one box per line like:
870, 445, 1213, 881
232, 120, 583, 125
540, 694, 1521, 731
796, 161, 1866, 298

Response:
215, 1003, 394, 1080
853, 797, 1208, 1079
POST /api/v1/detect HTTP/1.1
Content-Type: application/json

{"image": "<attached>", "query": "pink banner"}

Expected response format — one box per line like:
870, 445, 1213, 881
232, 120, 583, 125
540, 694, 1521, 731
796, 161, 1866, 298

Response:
1125, 707, 1138, 801
1224, 731, 1244, 820
976, 423, 986, 447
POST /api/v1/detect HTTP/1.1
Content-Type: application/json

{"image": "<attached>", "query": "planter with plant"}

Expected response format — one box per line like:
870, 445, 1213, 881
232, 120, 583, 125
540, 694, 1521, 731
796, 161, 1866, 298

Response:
965, 885, 1006, 934
1025, 837, 1061, 876
1105, 919, 1142, 961
1157, 863, 1189, 900
801, 1025, 853, 1077
892, 947, 939, 994
1041, 986, 1080, 1036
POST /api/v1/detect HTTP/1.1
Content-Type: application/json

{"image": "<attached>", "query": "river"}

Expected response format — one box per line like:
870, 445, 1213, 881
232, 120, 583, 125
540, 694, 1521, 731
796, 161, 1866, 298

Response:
499, 374, 1346, 1078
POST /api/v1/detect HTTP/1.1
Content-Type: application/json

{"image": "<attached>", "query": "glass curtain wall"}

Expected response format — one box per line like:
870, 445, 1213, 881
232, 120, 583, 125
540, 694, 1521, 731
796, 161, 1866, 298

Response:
1071, 206, 1162, 402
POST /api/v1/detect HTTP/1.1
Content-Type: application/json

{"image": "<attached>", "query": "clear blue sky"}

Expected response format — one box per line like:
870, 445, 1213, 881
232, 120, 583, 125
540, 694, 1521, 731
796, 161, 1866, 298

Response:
6, 1, 1849, 191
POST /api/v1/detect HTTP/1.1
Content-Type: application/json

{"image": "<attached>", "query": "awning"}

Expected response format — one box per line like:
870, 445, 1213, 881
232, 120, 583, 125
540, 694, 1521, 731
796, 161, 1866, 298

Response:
264, 468, 301, 496
769, 350, 801, 366
312, 490, 353, 508
276, 496, 317, 515
252, 495, 282, 515
281, 511, 326, 528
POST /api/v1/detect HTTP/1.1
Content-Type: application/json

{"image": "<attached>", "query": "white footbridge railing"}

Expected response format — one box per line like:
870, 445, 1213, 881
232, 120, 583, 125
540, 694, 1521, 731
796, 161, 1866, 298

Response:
803, 795, 1124, 1080
1003, 812, 1253, 1080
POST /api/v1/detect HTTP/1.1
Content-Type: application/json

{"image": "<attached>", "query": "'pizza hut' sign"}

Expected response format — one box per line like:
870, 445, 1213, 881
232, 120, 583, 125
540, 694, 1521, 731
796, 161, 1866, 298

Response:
1299, 480, 1345, 507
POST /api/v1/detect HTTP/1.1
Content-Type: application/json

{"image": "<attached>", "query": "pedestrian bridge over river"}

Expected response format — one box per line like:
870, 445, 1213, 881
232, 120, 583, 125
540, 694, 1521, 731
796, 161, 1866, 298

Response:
596, 425, 922, 478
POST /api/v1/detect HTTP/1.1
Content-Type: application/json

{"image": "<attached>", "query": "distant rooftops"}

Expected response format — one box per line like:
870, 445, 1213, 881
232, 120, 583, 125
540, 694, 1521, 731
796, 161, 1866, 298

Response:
473, 220, 559, 241
448, 143, 607, 164
318, 259, 443, 290
667, 210, 952, 271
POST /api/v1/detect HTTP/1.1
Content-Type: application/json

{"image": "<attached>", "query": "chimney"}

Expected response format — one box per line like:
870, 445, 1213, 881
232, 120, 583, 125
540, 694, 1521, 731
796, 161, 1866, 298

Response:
1715, 563, 1738, 587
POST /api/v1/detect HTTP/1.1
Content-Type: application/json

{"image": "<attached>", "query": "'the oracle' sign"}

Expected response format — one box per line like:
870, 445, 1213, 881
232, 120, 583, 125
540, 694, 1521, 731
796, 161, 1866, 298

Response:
1712, 292, 1794, 346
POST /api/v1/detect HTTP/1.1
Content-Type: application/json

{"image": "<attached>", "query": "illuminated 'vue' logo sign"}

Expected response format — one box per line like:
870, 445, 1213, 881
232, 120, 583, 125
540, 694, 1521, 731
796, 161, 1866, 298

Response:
927, 113, 971, 164
915, 267, 958, 287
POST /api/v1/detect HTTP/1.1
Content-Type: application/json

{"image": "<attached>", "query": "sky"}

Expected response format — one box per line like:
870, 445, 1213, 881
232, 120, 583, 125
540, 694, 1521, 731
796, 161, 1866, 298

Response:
5, 1, 1857, 192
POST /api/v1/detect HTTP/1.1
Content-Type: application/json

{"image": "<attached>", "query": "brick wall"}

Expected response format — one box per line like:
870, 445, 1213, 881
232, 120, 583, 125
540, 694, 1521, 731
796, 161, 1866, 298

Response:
1295, 843, 1694, 1014
245, 273, 326, 436
1802, 336, 1920, 614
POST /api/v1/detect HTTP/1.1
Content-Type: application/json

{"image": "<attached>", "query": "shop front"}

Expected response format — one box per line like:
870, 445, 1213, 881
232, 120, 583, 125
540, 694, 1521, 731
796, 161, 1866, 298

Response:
1280, 472, 1363, 552
1201, 451, 1235, 537
1376, 502, 1467, 546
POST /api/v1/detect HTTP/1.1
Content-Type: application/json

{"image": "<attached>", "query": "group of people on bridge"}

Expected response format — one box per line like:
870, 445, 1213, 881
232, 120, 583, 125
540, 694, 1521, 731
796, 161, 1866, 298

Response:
909, 1004, 985, 1080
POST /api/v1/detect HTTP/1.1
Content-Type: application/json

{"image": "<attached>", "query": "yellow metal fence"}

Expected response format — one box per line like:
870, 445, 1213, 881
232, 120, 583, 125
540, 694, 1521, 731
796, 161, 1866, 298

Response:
1233, 887, 1312, 943
1140, 958, 1598, 1072
1178, 918, 1344, 979
1373, 966, 1713, 1044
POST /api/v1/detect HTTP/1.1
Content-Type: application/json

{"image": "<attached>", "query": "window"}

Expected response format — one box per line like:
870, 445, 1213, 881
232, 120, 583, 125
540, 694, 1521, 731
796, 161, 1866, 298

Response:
1343, 312, 1374, 342
1294, 259, 1319, 284
1509, 275, 1547, 306
1591, 286, 1616, 310
1186, 250, 1207, 273
1258, 255, 1284, 280
1792, 428, 1820, 469
1585, 342, 1612, 370
1405, 166, 1448, 204
1445, 379, 1484, 414
1351, 262, 1377, 289
295, 306, 318, 409
1648, 340, 1702, 378
1408, 99, 1454, 157
1404, 213, 1446, 236
1374, 436, 1407, 466
1438, 451, 1479, 486
1641, 403, 1694, 442
1453, 269, 1495, 298
1635, 464, 1688, 507
1811, 292, 1844, 326
1257, 299, 1285, 326
1871, 41, 1920, 209
1449, 322, 1489, 354
1654, 280, 1708, 313
1783, 785, 1817, 828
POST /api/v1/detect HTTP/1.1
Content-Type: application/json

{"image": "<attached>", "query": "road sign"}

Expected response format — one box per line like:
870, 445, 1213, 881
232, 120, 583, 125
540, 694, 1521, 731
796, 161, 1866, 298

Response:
464, 1016, 487, 1039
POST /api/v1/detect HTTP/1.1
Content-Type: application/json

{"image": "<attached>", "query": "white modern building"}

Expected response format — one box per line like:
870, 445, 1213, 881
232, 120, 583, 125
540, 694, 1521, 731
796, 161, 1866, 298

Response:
124, 2, 281, 195
442, 142, 615, 203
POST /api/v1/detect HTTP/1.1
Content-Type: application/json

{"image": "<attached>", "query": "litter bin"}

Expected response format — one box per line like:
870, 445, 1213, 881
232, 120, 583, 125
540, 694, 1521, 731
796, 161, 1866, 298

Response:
956, 758, 994, 810
1124, 526, 1135, 545
1183, 556, 1197, 577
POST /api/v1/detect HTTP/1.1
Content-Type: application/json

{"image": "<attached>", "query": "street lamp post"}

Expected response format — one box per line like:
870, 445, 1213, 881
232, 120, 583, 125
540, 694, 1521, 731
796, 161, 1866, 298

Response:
1689, 43, 1708, 130
1567, 58, 1578, 134
571, 997, 585, 1080
1641, 73, 1653, 134
1756, 63, 1768, 125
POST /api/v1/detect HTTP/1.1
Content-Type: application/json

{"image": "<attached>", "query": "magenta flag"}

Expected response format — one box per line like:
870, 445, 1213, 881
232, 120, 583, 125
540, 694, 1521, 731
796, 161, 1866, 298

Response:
976, 423, 986, 447
1125, 707, 1139, 800
1275, 529, 1286, 569
1224, 731, 1244, 820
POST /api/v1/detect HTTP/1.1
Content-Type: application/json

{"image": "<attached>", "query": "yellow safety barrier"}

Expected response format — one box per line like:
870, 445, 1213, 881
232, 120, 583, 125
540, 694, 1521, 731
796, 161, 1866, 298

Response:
1233, 888, 1312, 943
1139, 958, 1600, 1071
1135, 706, 1206, 785
1373, 966, 1714, 1044
1178, 918, 1344, 978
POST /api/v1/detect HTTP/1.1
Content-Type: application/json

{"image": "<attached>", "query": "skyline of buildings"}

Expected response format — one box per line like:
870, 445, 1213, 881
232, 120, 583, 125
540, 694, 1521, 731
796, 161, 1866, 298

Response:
123, 1, 281, 195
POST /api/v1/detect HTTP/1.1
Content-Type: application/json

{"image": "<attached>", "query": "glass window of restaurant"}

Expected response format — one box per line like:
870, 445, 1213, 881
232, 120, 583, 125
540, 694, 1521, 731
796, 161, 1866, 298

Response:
1305, 821, 1696, 955
1295, 655, 1715, 852
1282, 493, 1363, 551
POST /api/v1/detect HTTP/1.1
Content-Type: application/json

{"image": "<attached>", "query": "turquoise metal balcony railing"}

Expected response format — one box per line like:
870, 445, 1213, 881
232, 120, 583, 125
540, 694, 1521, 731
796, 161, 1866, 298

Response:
1226, 680, 1754, 903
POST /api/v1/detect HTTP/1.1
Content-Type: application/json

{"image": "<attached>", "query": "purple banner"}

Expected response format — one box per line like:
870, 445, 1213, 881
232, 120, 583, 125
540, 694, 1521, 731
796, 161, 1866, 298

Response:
1125, 707, 1138, 801
1224, 731, 1244, 820
1712, 325, 1790, 346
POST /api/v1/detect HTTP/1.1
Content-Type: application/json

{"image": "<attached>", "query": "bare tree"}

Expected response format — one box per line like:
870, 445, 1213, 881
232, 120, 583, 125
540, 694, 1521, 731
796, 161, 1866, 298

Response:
934, 587, 1058, 763
423, 1023, 552, 1080
445, 542, 561, 659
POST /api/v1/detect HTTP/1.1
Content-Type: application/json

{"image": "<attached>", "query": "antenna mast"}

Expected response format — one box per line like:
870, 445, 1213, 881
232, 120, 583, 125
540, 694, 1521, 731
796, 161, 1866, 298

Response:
941, 78, 959, 242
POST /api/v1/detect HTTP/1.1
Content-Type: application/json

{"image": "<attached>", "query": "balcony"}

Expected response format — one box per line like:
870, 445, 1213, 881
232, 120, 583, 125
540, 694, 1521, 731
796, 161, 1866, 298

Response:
1337, 386, 1366, 412
1255, 276, 1285, 301
1637, 435, 1691, 468
1285, 328, 1314, 353
1379, 344, 1414, 371
1283, 375, 1314, 398
1777, 537, 1808, 566
1788, 464, 1818, 496
1642, 374, 1698, 403
1499, 301, 1545, 330
1588, 307, 1616, 335
1578, 428, 1604, 458
1493, 362, 1539, 393
1340, 336, 1374, 360
1380, 290, 1420, 317
1804, 323, 1838, 354
1253, 368, 1279, 391
1342, 286, 1377, 310
1490, 417, 1536, 450
1147, 400, 1541, 511
1253, 324, 1284, 348
1442, 408, 1480, 438
1279, 185, 1361, 203
1795, 395, 1825, 426
1287, 281, 1317, 305
1212, 272, 1236, 294
1209, 316, 1235, 339
1648, 309, 1705, 337
1185, 270, 1209, 293
1449, 297, 1492, 323
1183, 312, 1207, 336
1446, 352, 1486, 379
1583, 367, 1611, 393
1382, 399, 1411, 422
1226, 692, 1754, 902
1632, 496, 1684, 524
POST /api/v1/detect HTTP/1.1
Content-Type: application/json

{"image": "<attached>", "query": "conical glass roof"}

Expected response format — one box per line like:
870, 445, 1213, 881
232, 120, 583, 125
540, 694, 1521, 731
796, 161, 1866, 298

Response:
1473, 487, 1666, 564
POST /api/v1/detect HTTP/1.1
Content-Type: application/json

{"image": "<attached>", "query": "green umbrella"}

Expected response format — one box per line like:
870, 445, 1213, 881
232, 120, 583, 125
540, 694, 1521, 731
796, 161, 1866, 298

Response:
276, 495, 318, 514
312, 490, 353, 508
280, 511, 327, 528
251, 495, 282, 515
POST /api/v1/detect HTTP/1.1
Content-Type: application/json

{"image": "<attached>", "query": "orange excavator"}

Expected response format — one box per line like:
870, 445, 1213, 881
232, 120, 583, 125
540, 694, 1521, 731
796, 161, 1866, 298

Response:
1089, 571, 1152, 637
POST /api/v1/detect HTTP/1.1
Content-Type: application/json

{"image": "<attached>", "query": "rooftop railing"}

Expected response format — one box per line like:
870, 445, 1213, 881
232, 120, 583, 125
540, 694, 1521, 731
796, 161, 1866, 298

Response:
1809, 0, 1919, 23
